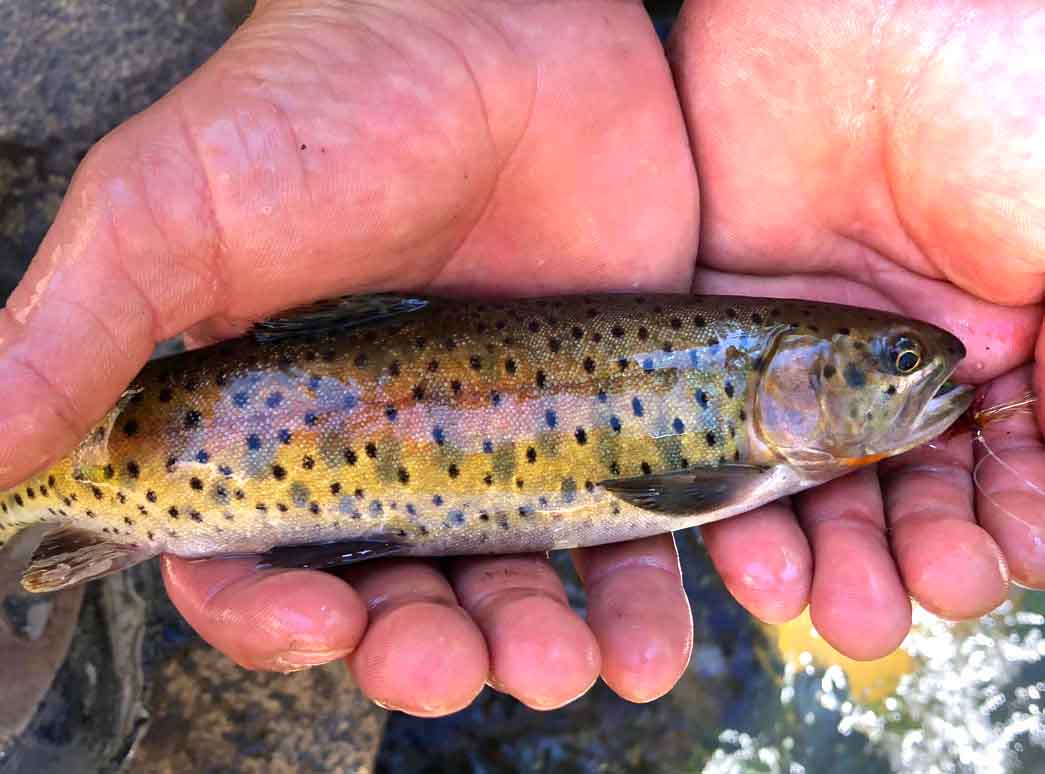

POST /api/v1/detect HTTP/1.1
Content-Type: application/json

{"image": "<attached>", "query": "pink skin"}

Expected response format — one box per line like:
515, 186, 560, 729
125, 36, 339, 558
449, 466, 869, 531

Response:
2, 0, 1045, 711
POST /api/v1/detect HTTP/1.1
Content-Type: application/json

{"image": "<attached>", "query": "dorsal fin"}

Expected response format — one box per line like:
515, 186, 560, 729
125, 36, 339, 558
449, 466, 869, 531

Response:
250, 294, 429, 342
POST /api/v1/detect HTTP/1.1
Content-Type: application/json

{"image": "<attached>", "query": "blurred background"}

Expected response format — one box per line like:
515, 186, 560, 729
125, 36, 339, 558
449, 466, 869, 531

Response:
1, 2, 1043, 772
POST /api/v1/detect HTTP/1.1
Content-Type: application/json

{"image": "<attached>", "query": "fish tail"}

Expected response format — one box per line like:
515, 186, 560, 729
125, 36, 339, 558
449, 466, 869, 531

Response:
0, 469, 151, 593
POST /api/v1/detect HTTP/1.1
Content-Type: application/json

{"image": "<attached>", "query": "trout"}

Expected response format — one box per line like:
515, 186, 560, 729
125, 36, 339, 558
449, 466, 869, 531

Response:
0, 294, 973, 592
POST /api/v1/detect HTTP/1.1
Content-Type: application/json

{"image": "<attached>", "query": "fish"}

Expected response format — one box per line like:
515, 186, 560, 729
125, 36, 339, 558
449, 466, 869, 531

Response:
0, 293, 974, 593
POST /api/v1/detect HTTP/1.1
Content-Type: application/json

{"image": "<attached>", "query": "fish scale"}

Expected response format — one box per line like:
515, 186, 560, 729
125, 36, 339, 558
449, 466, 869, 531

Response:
0, 293, 973, 592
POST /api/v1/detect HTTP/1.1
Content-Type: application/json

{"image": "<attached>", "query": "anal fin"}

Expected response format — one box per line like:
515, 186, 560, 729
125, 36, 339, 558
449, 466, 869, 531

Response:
599, 464, 767, 514
255, 539, 405, 571
22, 528, 151, 593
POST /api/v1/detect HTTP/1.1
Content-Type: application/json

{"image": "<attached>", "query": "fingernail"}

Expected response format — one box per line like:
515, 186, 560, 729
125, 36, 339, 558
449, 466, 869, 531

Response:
267, 648, 349, 672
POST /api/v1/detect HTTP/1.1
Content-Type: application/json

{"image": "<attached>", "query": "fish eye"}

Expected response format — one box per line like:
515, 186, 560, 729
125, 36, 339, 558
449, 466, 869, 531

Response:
892, 337, 922, 374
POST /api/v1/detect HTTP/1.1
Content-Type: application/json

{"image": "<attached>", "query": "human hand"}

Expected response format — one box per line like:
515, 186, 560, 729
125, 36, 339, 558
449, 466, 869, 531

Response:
669, 0, 1045, 657
1, 0, 701, 715
3, 0, 1043, 719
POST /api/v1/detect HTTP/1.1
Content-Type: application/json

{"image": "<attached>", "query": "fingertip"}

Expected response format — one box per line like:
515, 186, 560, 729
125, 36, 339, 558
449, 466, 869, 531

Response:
162, 555, 367, 671
701, 504, 812, 624
807, 524, 912, 660
893, 519, 1009, 619
478, 592, 600, 710
578, 536, 693, 703
349, 600, 488, 717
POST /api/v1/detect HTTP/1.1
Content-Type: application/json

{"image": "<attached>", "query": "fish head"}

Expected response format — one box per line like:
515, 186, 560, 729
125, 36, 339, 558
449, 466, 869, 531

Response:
754, 311, 974, 471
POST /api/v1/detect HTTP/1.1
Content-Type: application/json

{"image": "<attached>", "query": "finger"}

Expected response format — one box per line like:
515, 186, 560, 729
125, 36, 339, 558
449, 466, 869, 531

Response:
572, 534, 692, 703
340, 560, 488, 717
974, 366, 1045, 588
449, 554, 600, 710
879, 432, 1009, 619
796, 468, 911, 660
161, 555, 366, 671
700, 501, 812, 624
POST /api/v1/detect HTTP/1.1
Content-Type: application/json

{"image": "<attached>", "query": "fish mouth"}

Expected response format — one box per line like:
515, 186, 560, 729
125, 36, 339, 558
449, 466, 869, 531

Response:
890, 373, 975, 455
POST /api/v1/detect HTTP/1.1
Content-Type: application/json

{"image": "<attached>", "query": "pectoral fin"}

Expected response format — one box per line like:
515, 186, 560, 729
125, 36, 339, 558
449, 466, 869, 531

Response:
21, 528, 151, 593
599, 464, 767, 514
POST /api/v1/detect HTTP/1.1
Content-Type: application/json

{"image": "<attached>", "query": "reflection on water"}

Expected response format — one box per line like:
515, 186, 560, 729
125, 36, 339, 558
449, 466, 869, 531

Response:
377, 530, 1045, 773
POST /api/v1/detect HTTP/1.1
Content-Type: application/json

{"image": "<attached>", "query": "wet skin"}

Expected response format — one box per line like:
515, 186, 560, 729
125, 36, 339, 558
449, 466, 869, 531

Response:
2, 0, 1044, 715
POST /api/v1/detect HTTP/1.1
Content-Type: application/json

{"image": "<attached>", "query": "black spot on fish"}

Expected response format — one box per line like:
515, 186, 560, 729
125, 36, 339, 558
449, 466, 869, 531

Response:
571, 325, 584, 340
309, 502, 321, 515
547, 337, 561, 353
505, 358, 517, 375
365, 443, 378, 459
838, 327, 851, 336
146, 490, 157, 503
385, 405, 398, 422
597, 389, 608, 403
483, 473, 494, 486
304, 412, 319, 426
535, 370, 547, 389
302, 455, 315, 470
844, 363, 866, 388
13, 494, 22, 507
190, 477, 204, 490
278, 429, 292, 444
609, 415, 622, 433
388, 360, 401, 376
102, 465, 114, 480
545, 410, 558, 428
706, 432, 717, 447
617, 358, 629, 371
751, 313, 763, 324
641, 461, 652, 475
184, 410, 201, 429
482, 440, 494, 454
451, 380, 462, 394
694, 315, 706, 328
470, 355, 482, 370
491, 391, 502, 406
448, 464, 460, 479
673, 417, 685, 434
432, 426, 446, 446
127, 461, 140, 479
526, 447, 537, 464
158, 388, 173, 402
27, 486, 37, 498
277, 503, 288, 512
433, 494, 444, 506
354, 353, 368, 367
670, 317, 682, 329
266, 392, 284, 409
247, 434, 262, 451
724, 382, 734, 398
330, 482, 342, 495
196, 450, 209, 463
583, 357, 596, 374
632, 397, 644, 417
272, 465, 287, 481
823, 364, 837, 379
739, 408, 747, 421
528, 320, 540, 333
123, 419, 139, 437
397, 466, 410, 484
189, 510, 203, 523
575, 427, 588, 445
885, 384, 897, 396
516, 478, 525, 489
91, 486, 103, 500
168, 507, 179, 519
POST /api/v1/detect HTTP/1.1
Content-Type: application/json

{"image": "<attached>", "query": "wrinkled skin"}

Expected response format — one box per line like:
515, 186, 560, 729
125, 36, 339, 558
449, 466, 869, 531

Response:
2, 0, 1043, 715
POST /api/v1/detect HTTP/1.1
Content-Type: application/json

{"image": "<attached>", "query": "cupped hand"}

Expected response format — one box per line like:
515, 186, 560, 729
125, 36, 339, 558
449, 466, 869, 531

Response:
2, 0, 1043, 718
